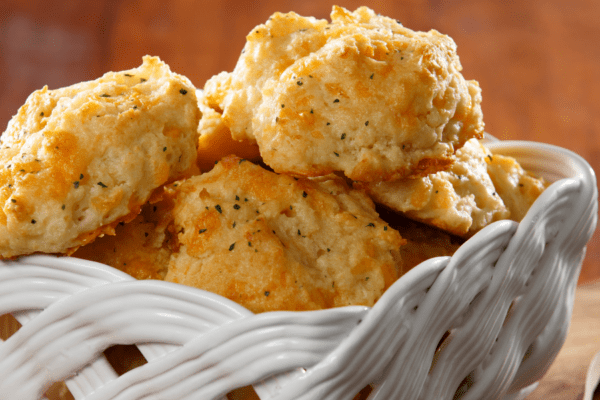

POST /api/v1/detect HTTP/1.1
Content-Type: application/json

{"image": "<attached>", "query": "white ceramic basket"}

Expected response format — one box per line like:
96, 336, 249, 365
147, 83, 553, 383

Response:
0, 140, 597, 400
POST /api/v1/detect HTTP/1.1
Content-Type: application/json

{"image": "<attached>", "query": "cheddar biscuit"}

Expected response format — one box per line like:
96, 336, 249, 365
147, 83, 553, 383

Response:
358, 139, 510, 237
203, 6, 484, 181
486, 152, 549, 222
0, 56, 200, 258
72, 200, 174, 280
164, 155, 405, 313
196, 88, 261, 173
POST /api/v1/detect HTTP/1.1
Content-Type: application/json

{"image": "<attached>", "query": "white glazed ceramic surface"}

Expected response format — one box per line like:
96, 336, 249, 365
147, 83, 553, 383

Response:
0, 140, 597, 400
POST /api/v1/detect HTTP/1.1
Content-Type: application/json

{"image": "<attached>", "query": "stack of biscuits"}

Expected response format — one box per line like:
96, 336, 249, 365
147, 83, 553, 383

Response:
1, 6, 547, 316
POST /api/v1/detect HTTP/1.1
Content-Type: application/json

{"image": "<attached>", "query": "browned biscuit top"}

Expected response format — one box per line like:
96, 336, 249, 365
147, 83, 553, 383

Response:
204, 6, 484, 182
164, 155, 405, 313
0, 56, 200, 258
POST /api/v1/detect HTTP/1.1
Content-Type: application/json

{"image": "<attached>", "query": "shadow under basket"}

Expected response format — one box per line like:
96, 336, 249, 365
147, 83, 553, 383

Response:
0, 140, 597, 400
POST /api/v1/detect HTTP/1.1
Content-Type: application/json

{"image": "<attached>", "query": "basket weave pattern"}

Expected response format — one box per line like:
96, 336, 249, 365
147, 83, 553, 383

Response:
0, 141, 597, 400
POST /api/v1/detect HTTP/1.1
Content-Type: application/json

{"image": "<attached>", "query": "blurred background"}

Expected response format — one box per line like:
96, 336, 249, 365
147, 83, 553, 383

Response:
0, 0, 599, 283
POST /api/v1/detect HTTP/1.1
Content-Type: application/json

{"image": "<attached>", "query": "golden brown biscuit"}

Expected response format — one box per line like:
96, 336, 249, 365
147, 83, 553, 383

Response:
164, 155, 405, 313
72, 200, 174, 280
486, 153, 549, 222
196, 88, 261, 173
0, 56, 200, 258
358, 139, 510, 237
204, 6, 484, 181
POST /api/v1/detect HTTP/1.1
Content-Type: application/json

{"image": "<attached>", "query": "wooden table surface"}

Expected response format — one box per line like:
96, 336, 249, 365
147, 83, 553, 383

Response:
529, 282, 600, 400
0, 1, 599, 398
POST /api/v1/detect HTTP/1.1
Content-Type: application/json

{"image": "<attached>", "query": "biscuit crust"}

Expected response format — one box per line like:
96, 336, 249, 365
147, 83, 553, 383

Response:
358, 139, 510, 237
0, 56, 200, 258
164, 155, 405, 313
486, 152, 549, 222
204, 6, 484, 181
72, 200, 174, 280
196, 88, 261, 173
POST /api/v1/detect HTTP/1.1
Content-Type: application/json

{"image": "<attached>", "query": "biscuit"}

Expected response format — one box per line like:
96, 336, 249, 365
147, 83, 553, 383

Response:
0, 56, 200, 258
376, 208, 464, 275
204, 6, 484, 181
196, 88, 261, 173
486, 152, 549, 222
398, 224, 462, 274
358, 139, 510, 237
72, 200, 174, 280
164, 155, 405, 313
